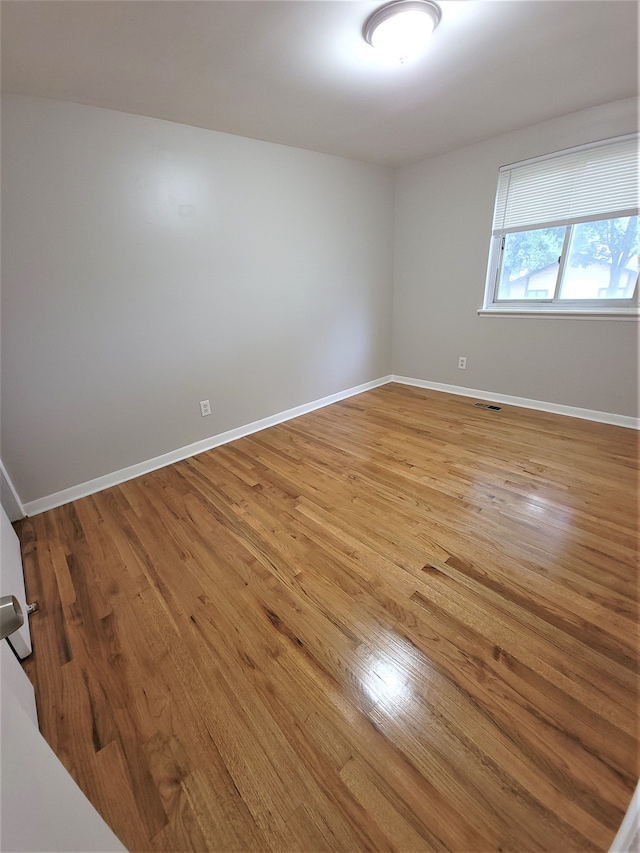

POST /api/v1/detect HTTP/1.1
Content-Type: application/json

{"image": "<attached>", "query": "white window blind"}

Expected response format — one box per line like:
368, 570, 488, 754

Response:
492, 134, 639, 234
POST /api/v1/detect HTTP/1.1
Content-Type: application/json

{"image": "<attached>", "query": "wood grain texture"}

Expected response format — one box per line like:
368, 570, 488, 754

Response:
18, 383, 638, 852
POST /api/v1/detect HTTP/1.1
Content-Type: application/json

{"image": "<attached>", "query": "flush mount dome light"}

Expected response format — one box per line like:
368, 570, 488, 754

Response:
363, 0, 442, 63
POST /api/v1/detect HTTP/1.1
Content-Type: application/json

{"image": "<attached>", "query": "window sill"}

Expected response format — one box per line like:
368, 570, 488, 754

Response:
478, 306, 640, 320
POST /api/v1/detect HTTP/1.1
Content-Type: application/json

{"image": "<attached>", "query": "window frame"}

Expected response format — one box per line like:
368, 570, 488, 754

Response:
480, 136, 640, 320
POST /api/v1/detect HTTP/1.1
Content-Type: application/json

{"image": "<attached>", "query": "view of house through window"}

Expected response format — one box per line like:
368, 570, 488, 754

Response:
497, 215, 639, 302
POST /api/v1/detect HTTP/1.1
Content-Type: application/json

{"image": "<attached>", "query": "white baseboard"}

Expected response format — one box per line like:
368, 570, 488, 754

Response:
392, 376, 640, 430
22, 376, 393, 517
19, 371, 638, 516
0, 459, 26, 521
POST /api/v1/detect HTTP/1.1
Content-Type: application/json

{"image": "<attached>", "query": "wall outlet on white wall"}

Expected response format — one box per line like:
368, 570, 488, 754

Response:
199, 400, 212, 416
458, 357, 467, 369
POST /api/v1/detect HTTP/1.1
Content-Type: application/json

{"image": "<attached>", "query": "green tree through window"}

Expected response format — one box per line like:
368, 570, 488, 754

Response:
568, 217, 638, 296
502, 227, 564, 284
498, 216, 638, 301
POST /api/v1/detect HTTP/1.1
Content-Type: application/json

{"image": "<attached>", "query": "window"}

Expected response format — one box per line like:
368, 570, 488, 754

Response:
482, 135, 639, 317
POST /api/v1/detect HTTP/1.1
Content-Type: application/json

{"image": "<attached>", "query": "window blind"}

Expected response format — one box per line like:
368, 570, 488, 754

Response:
492, 134, 639, 234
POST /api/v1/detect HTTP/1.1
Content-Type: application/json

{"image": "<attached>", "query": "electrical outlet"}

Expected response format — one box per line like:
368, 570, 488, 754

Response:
200, 400, 212, 417
458, 356, 467, 369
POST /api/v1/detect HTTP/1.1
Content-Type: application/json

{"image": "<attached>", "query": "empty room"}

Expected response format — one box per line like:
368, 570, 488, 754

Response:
0, 1, 638, 851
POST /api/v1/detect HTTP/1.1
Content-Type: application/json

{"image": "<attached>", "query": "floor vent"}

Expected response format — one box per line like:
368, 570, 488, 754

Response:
474, 402, 502, 411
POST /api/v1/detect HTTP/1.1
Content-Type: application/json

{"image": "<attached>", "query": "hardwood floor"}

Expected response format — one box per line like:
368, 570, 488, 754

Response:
18, 383, 638, 852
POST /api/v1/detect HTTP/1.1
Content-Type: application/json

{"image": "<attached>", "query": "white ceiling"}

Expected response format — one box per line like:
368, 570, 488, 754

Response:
1, 1, 637, 167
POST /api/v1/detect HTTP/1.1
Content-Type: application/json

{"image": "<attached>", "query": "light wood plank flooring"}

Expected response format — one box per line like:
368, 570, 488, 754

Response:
18, 383, 638, 852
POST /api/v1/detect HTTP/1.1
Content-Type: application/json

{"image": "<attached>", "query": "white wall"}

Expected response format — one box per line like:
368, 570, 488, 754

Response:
1, 96, 394, 504
393, 98, 639, 418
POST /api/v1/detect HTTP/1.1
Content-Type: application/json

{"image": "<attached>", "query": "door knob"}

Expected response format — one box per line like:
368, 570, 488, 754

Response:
0, 595, 25, 640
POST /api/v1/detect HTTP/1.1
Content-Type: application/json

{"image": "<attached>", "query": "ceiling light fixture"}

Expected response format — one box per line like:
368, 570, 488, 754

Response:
363, 0, 442, 64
